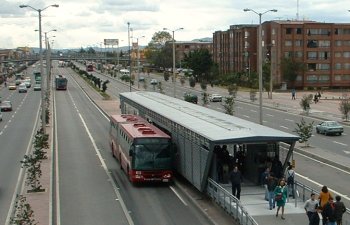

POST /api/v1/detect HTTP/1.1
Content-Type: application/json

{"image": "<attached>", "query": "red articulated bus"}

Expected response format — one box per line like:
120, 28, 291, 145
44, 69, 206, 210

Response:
109, 115, 175, 183
86, 64, 93, 72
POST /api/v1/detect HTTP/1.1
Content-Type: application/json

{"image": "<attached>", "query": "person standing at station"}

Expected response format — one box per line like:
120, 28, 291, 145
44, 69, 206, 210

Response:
334, 195, 346, 225
230, 165, 243, 200
310, 206, 324, 225
304, 193, 319, 224
286, 165, 295, 199
261, 167, 271, 201
274, 179, 288, 220
323, 197, 336, 225
319, 186, 333, 208
267, 174, 278, 210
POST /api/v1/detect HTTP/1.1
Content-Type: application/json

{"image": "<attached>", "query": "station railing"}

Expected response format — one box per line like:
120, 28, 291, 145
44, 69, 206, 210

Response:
207, 178, 258, 225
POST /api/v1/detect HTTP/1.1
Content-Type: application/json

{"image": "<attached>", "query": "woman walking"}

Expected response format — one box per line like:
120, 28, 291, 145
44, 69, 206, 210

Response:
274, 179, 288, 220
319, 186, 332, 208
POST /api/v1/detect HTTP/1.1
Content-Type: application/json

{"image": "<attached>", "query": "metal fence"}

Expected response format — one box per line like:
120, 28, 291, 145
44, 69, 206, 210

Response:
206, 178, 258, 225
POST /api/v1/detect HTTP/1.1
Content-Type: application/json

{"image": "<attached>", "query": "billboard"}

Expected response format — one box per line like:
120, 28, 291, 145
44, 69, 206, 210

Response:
104, 39, 119, 46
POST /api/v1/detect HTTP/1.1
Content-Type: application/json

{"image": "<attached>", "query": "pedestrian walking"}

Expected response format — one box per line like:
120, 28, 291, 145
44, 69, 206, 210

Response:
323, 197, 336, 225
310, 206, 324, 225
334, 195, 346, 225
291, 89, 296, 100
319, 186, 333, 208
260, 167, 270, 201
267, 174, 278, 210
286, 165, 295, 198
304, 193, 319, 224
274, 179, 288, 220
230, 166, 243, 200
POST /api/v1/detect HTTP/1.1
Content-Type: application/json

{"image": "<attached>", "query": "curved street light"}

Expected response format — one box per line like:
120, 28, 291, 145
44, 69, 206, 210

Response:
244, 8, 277, 125
163, 27, 184, 97
135, 35, 145, 89
19, 4, 59, 134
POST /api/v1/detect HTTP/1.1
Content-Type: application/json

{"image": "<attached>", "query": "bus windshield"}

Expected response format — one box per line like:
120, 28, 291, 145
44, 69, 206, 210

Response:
132, 138, 172, 170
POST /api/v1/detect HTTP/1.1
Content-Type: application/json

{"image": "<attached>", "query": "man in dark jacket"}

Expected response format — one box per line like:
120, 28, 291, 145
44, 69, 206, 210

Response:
334, 195, 346, 225
230, 166, 243, 200
323, 197, 336, 225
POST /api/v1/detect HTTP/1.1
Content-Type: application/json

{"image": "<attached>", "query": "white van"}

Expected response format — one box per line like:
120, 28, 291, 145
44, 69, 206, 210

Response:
120, 69, 130, 77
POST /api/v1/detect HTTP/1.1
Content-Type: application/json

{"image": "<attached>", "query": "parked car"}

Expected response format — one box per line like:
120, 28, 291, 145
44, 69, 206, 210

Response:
24, 79, 31, 88
209, 93, 223, 102
8, 83, 16, 90
33, 83, 41, 91
139, 76, 145, 82
150, 79, 158, 85
184, 92, 198, 104
0, 101, 12, 112
316, 121, 343, 136
18, 83, 27, 93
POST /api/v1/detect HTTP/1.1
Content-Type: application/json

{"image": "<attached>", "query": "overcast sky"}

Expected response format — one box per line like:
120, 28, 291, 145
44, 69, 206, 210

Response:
1, 0, 350, 49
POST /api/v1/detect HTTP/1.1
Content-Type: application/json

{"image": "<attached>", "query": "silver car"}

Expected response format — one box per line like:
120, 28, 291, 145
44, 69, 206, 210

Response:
316, 121, 343, 136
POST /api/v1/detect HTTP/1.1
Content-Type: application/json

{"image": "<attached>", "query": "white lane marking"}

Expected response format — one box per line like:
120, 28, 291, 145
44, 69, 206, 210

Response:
263, 120, 268, 123
344, 151, 350, 154
170, 186, 188, 206
243, 115, 250, 118
236, 106, 242, 109
250, 109, 257, 112
66, 89, 134, 225
280, 126, 289, 130
216, 107, 223, 110
294, 151, 350, 175
77, 111, 134, 225
296, 173, 350, 202
285, 119, 294, 122
333, 141, 348, 146
266, 114, 274, 117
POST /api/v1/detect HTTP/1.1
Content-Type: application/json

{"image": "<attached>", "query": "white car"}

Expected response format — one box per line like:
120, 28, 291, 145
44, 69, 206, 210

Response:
18, 83, 27, 93
150, 79, 158, 85
209, 94, 223, 102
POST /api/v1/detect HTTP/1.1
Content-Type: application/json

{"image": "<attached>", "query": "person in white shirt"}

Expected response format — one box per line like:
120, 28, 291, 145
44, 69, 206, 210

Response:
304, 193, 319, 224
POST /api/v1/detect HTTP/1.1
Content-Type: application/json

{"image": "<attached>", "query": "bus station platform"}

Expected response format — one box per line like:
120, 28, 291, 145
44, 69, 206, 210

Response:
218, 183, 308, 225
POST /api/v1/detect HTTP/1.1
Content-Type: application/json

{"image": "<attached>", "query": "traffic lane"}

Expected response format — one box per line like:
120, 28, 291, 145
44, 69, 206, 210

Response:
230, 101, 350, 156
291, 150, 350, 209
0, 89, 41, 224
55, 90, 130, 225
64, 69, 214, 225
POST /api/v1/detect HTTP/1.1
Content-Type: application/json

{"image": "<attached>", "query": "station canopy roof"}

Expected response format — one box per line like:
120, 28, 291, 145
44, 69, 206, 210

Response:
120, 92, 299, 144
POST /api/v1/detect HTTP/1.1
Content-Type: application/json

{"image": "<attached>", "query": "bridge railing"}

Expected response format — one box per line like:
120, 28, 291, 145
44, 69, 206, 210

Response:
207, 178, 258, 225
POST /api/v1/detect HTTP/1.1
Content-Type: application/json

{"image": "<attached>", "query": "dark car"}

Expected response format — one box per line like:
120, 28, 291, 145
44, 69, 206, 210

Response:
316, 121, 343, 136
184, 92, 198, 104
0, 101, 12, 112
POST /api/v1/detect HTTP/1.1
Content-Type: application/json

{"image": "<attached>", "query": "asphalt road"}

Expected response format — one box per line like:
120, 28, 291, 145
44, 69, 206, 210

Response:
53, 65, 214, 225
0, 71, 41, 224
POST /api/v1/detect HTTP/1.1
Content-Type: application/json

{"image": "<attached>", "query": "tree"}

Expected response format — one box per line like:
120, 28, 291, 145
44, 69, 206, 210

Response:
294, 117, 314, 147
227, 84, 238, 97
10, 195, 37, 225
157, 82, 164, 94
223, 96, 235, 115
144, 31, 172, 68
21, 154, 42, 192
183, 49, 214, 82
189, 76, 196, 88
281, 57, 306, 87
300, 94, 313, 114
201, 92, 209, 106
339, 95, 350, 121
200, 81, 207, 91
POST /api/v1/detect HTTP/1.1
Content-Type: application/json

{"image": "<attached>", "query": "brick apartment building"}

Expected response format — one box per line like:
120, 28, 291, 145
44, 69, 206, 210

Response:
213, 20, 350, 89
165, 41, 213, 67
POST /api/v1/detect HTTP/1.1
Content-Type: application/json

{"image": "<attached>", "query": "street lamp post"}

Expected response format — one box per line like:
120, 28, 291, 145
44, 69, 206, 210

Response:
44, 30, 57, 103
127, 22, 132, 91
244, 8, 277, 125
163, 27, 184, 97
135, 36, 145, 89
20, 4, 59, 134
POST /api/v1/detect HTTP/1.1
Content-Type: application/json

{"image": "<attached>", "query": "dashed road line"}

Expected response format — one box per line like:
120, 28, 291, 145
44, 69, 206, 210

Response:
280, 125, 289, 130
333, 141, 348, 146
285, 119, 294, 122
